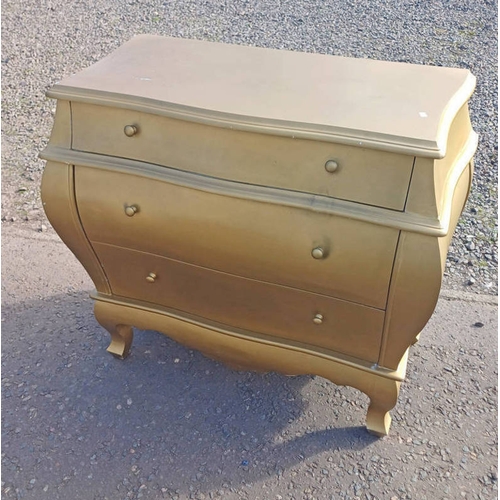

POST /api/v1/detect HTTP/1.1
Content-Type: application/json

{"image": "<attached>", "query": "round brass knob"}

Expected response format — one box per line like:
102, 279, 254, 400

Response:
313, 313, 324, 325
311, 247, 325, 259
146, 273, 157, 283
325, 160, 339, 173
124, 125, 138, 137
124, 205, 138, 217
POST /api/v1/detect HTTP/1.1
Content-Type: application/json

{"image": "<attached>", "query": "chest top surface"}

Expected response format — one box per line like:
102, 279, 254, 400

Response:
49, 35, 475, 158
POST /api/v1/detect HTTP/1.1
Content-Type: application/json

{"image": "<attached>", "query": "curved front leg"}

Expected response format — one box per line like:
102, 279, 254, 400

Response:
365, 378, 401, 437
105, 324, 134, 359
94, 301, 134, 359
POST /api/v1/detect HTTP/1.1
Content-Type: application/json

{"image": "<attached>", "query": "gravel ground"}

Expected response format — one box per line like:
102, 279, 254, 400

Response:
1, 0, 498, 294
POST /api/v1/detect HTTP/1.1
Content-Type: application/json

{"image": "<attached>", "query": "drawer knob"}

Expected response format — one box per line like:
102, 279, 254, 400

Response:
124, 205, 139, 217
325, 160, 339, 173
313, 313, 324, 325
146, 273, 157, 283
124, 125, 138, 137
311, 247, 325, 259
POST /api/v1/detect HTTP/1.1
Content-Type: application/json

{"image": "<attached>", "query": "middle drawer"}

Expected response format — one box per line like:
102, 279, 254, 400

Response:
93, 243, 385, 363
75, 165, 399, 309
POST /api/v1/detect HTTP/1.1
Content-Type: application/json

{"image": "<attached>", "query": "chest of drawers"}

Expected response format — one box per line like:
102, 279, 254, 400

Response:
40, 35, 477, 436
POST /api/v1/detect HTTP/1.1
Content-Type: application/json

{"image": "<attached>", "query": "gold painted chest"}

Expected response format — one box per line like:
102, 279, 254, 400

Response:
40, 35, 477, 435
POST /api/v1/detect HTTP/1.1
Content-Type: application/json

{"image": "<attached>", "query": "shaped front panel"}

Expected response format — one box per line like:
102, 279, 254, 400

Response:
94, 243, 385, 363
75, 165, 399, 309
71, 102, 414, 210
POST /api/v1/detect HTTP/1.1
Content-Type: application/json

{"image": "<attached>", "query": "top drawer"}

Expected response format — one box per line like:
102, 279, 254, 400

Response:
71, 102, 414, 210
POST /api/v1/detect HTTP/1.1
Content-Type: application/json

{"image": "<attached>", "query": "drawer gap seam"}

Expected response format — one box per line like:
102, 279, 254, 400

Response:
403, 156, 417, 211
93, 239, 386, 312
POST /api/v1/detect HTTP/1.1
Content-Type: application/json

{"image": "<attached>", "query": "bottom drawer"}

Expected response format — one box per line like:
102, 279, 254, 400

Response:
94, 243, 385, 362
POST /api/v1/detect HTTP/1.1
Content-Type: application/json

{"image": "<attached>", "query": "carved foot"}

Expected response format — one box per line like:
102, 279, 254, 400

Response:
105, 324, 134, 359
366, 402, 393, 436
94, 301, 134, 359
365, 378, 401, 437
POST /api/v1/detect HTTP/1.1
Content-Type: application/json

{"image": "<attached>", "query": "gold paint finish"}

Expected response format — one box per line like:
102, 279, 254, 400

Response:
76, 166, 399, 309
75, 165, 398, 309
40, 162, 111, 294
124, 124, 138, 137
313, 314, 324, 325
40, 35, 477, 436
71, 102, 414, 211
124, 204, 138, 217
379, 163, 474, 370
92, 294, 404, 436
311, 247, 325, 259
94, 242, 385, 362
325, 160, 339, 173
50, 35, 475, 157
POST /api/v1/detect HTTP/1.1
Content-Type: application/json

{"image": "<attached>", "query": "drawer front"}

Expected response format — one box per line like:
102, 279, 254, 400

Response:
95, 243, 385, 363
75, 166, 398, 309
71, 102, 413, 210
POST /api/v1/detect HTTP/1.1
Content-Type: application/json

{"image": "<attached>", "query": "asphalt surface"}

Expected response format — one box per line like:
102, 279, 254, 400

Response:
1, 224, 497, 499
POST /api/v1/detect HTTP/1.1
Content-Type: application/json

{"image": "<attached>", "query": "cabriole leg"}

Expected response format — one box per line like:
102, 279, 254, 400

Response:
94, 301, 134, 359
365, 378, 401, 437
105, 324, 134, 359
366, 401, 393, 437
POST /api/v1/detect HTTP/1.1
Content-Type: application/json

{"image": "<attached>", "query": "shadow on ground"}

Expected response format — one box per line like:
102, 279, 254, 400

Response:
2, 291, 378, 499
